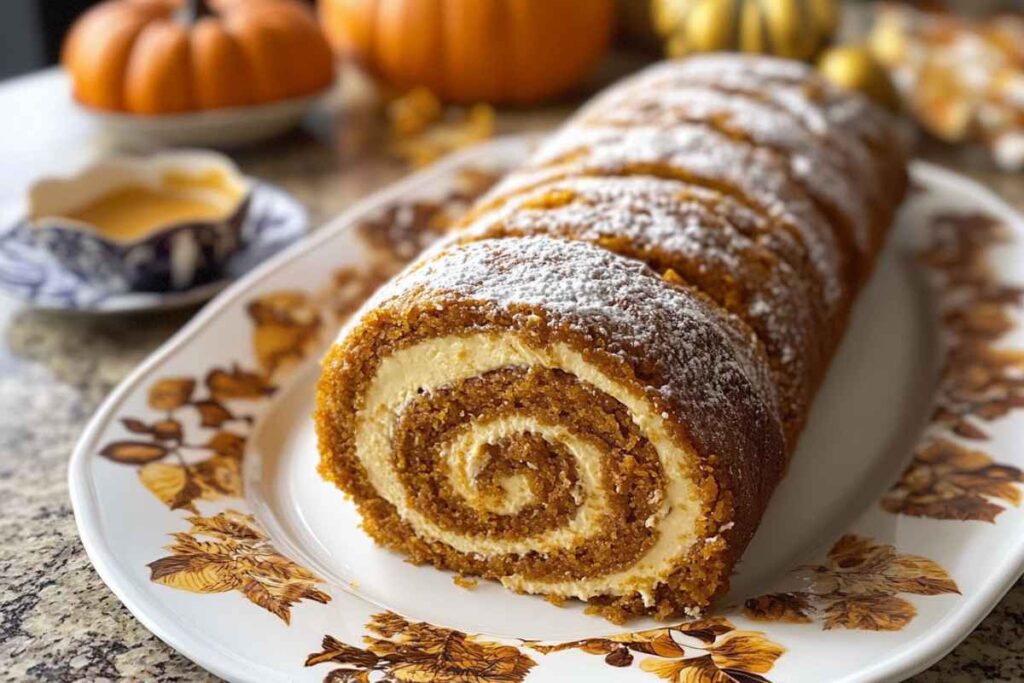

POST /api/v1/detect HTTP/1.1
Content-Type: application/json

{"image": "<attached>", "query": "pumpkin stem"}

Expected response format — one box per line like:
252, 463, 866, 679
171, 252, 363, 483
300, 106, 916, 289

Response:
177, 0, 214, 24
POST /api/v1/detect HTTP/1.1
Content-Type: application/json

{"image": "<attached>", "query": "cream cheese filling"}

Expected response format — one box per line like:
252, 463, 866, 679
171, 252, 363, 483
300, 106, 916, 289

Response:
354, 333, 702, 604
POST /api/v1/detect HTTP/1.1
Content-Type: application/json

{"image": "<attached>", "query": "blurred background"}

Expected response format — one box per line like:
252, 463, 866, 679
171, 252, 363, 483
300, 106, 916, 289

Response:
0, 0, 1022, 291
0, 0, 319, 80
0, 0, 1021, 286
0, 1, 88, 80
0, 0, 223, 79
0, 0, 1015, 80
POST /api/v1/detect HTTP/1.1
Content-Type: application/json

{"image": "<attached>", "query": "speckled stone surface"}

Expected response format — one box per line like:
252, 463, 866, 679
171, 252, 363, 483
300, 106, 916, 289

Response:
1, 58, 1023, 683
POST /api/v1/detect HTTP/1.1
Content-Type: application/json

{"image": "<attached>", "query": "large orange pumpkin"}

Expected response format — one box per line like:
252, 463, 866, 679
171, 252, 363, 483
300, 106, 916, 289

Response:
63, 0, 336, 115
318, 0, 615, 105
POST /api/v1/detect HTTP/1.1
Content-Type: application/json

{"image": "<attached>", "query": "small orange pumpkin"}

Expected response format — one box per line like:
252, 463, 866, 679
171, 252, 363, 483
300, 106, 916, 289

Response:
318, 0, 615, 105
63, 0, 336, 115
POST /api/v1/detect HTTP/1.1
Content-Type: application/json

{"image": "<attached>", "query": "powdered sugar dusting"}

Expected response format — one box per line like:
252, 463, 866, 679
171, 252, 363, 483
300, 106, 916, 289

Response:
324, 54, 906, 614
369, 236, 782, 448
467, 176, 745, 261
458, 175, 821, 435
580, 85, 875, 255
681, 57, 892, 147
521, 124, 847, 315
592, 56, 894, 184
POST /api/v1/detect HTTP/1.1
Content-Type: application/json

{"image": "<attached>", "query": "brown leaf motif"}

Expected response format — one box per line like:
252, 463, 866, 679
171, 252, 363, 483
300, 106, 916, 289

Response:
247, 291, 323, 377
102, 415, 248, 512
99, 441, 168, 464
742, 593, 812, 624
139, 454, 242, 513
890, 210, 1024, 521
119, 418, 184, 442
883, 438, 1024, 522
820, 593, 917, 632
744, 534, 958, 632
821, 534, 960, 596
148, 377, 195, 411
192, 399, 238, 428
305, 612, 535, 683
148, 510, 330, 623
205, 431, 247, 459
530, 617, 783, 682
206, 365, 276, 401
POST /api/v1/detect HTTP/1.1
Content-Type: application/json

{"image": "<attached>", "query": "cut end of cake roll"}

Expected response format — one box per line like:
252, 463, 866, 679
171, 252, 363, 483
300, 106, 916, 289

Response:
316, 236, 786, 621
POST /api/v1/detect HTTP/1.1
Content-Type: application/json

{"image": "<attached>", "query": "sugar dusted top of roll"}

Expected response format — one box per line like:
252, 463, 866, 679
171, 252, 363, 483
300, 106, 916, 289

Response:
578, 85, 874, 252
362, 236, 782, 447
623, 54, 898, 148
493, 123, 847, 313
464, 176, 768, 261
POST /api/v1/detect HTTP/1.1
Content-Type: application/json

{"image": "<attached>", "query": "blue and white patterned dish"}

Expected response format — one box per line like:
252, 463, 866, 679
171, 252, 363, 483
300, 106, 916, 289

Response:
22, 151, 253, 293
0, 181, 307, 313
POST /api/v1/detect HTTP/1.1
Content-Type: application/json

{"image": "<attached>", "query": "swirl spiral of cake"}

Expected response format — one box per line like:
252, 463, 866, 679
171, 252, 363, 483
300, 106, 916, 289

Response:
315, 54, 908, 621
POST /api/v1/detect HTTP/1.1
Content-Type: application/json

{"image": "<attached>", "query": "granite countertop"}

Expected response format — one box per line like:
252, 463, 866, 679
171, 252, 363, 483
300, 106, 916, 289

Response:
1, 66, 1023, 682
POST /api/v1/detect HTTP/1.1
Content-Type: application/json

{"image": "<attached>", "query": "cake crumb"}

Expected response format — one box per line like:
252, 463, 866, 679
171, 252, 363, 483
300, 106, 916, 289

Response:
453, 575, 479, 590
545, 595, 568, 608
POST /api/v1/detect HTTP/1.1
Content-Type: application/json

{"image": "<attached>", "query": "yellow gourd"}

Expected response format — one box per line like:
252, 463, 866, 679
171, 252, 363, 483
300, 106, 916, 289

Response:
652, 0, 839, 62
818, 45, 900, 111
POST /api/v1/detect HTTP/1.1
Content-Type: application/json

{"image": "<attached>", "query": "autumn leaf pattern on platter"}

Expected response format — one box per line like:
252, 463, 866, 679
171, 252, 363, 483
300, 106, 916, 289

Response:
356, 168, 498, 262
305, 612, 535, 683
318, 168, 500, 324
744, 534, 959, 631
883, 439, 1023, 522
90, 173, 1024, 668
148, 510, 330, 623
885, 210, 1024, 521
529, 616, 784, 682
99, 370, 271, 513
247, 291, 324, 376
93, 293, 332, 623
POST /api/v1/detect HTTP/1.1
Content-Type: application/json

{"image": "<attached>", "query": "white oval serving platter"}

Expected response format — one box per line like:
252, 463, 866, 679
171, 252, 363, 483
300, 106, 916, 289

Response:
70, 135, 1024, 683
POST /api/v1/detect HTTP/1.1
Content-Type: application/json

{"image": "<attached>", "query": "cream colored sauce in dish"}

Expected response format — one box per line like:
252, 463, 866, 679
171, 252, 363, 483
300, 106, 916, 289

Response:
59, 187, 228, 240
35, 168, 243, 241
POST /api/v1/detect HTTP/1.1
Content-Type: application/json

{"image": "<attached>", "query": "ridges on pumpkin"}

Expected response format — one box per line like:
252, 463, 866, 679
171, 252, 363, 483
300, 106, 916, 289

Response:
62, 0, 336, 115
317, 0, 615, 105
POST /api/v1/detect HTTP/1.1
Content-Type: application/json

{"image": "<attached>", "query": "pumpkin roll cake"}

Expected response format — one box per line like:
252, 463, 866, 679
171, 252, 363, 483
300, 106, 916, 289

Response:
315, 55, 908, 621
